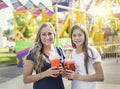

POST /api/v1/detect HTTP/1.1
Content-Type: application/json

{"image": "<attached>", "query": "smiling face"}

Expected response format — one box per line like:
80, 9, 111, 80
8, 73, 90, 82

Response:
40, 26, 55, 46
71, 24, 88, 49
72, 28, 85, 48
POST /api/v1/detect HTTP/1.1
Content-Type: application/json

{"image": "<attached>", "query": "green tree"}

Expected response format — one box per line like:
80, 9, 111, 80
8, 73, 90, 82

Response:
16, 14, 33, 38
3, 29, 11, 37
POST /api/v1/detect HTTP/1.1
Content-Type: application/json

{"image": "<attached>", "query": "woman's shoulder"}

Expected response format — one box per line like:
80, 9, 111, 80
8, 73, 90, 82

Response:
55, 46, 65, 58
26, 48, 34, 61
55, 47, 62, 52
87, 46, 101, 57
88, 46, 98, 53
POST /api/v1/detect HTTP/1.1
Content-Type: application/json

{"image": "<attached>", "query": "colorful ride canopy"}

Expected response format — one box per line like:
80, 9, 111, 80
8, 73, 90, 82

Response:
0, 0, 8, 10
10, 0, 26, 11
10, 0, 54, 17
25, 0, 42, 17
52, 0, 69, 11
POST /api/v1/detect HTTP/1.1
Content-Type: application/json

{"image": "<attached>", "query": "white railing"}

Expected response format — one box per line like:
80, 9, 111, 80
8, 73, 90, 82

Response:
94, 41, 120, 63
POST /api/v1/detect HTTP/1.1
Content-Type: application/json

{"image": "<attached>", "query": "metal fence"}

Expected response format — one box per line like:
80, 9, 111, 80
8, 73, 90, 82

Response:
94, 41, 120, 63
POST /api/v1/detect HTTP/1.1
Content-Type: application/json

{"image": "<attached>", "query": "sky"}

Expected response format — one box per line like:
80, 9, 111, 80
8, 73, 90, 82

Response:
0, 0, 13, 30
0, 0, 53, 30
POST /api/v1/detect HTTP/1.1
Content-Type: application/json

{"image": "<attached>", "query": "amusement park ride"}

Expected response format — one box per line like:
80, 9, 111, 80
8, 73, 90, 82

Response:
13, 0, 120, 39
12, 0, 120, 66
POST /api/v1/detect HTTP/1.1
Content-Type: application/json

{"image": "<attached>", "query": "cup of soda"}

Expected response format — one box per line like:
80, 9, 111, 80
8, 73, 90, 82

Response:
50, 54, 60, 76
64, 59, 75, 71
64, 58, 75, 80
50, 58, 60, 67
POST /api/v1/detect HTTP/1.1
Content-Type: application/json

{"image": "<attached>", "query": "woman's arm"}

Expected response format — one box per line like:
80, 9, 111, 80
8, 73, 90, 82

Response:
23, 60, 46, 84
67, 62, 104, 82
76, 62, 104, 82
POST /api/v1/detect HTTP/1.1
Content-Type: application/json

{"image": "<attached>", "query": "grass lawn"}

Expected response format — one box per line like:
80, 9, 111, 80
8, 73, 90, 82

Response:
0, 47, 16, 65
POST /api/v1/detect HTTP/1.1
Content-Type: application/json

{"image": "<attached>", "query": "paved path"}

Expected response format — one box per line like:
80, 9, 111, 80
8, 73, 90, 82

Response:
0, 59, 120, 89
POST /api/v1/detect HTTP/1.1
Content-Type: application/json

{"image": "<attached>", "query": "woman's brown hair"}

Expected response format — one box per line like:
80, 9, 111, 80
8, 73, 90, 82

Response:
70, 23, 89, 74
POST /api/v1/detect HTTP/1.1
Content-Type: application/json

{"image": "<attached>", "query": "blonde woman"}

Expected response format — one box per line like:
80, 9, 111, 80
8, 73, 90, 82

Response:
23, 23, 65, 89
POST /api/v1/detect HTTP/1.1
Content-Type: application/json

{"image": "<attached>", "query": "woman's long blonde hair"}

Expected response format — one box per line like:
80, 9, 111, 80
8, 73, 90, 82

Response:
32, 22, 56, 73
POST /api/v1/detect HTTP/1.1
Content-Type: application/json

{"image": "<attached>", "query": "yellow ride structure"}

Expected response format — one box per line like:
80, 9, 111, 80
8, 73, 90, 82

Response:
13, 0, 120, 55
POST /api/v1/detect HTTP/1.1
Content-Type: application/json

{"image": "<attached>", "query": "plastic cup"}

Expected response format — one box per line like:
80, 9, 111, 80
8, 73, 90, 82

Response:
50, 58, 60, 67
64, 60, 75, 71
50, 54, 60, 76
64, 59, 75, 80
